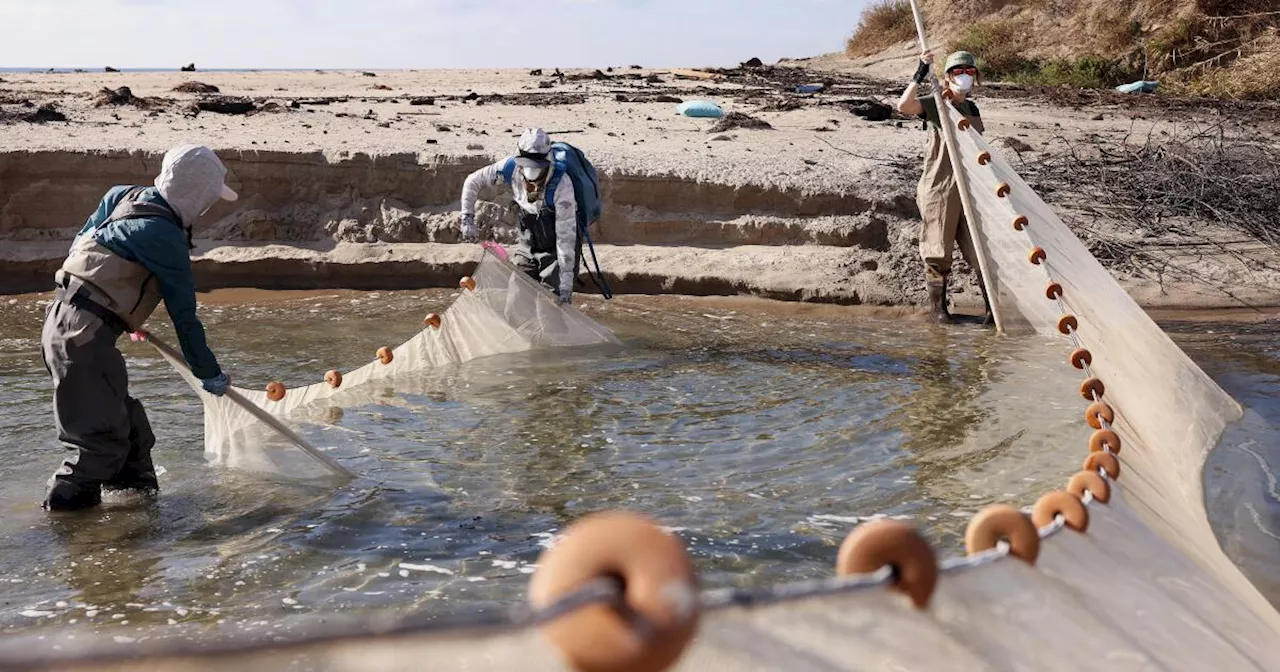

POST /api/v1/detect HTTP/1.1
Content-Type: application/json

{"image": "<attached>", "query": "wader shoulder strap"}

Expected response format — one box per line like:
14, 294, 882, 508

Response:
102, 187, 190, 248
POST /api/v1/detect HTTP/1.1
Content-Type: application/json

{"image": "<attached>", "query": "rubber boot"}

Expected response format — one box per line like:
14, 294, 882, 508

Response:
928, 281, 954, 325
43, 479, 103, 512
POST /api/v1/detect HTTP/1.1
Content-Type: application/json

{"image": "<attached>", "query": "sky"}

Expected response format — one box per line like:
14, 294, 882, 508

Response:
0, 0, 873, 70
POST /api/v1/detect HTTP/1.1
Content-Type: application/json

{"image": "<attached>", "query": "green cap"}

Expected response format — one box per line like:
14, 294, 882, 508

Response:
944, 51, 977, 72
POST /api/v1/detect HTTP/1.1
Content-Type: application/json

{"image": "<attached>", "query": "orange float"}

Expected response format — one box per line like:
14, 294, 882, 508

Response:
423, 313, 442, 329
1069, 470, 1111, 503
530, 512, 698, 672
460, 276, 477, 292
265, 381, 286, 402
324, 370, 343, 389
836, 520, 938, 608
377, 347, 394, 365
1090, 428, 1122, 454
966, 505, 1040, 564
1085, 401, 1114, 430
1085, 451, 1121, 480
1032, 491, 1089, 532
1080, 377, 1105, 401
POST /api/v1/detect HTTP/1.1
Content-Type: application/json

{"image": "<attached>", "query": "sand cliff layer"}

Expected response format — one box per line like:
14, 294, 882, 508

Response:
2, 67, 1278, 309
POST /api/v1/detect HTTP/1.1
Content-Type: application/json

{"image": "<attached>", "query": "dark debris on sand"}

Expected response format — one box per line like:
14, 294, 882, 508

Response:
190, 98, 257, 115
981, 82, 1280, 127
0, 103, 67, 124
708, 112, 772, 133
94, 86, 160, 108
477, 92, 587, 106
173, 81, 220, 94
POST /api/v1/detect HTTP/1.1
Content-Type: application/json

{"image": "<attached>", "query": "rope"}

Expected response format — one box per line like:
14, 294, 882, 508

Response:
1028, 231, 1120, 446
942, 542, 1010, 571
522, 576, 625, 626
1038, 513, 1067, 539
701, 566, 894, 609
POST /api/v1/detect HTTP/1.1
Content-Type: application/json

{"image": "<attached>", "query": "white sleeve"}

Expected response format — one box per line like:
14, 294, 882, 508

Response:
460, 160, 506, 218
554, 179, 578, 300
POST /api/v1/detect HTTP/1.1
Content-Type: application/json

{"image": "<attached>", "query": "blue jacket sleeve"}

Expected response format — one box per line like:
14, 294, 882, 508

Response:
126, 222, 223, 380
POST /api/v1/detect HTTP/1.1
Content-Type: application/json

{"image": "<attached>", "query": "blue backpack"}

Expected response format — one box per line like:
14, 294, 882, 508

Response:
500, 142, 612, 299
546, 142, 601, 229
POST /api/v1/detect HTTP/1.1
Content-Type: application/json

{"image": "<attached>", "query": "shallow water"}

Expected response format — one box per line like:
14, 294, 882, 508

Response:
0, 291, 1275, 655
1190, 320, 1280, 607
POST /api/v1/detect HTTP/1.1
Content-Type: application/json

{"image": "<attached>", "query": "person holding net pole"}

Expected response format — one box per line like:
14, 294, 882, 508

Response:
897, 50, 994, 326
40, 145, 237, 511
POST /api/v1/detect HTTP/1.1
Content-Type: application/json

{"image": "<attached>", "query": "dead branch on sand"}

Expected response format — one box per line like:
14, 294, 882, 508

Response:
1017, 121, 1280, 305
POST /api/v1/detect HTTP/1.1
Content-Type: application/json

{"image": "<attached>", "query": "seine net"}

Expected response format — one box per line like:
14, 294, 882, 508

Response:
152, 250, 620, 479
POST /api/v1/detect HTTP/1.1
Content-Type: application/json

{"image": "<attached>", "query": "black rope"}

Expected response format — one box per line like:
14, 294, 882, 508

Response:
579, 221, 614, 300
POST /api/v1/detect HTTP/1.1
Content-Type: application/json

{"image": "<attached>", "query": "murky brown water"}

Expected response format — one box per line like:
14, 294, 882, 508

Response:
0, 290, 1275, 656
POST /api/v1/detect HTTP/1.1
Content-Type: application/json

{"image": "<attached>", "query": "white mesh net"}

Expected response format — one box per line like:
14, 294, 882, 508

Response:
938, 97, 1247, 567
151, 251, 620, 479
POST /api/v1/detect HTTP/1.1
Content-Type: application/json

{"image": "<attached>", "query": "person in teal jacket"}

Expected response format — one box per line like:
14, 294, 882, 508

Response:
42, 144, 239, 511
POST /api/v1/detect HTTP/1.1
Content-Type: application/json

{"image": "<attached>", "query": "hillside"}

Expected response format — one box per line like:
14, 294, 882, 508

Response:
846, 0, 1280, 100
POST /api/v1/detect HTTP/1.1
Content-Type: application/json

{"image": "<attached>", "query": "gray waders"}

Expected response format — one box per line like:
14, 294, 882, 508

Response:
40, 188, 180, 511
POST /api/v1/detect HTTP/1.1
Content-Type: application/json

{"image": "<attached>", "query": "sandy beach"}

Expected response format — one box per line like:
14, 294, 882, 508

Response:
3, 57, 1279, 311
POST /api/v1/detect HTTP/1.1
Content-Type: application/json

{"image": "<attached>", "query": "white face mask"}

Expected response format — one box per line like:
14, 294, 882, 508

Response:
521, 165, 547, 183
952, 74, 975, 92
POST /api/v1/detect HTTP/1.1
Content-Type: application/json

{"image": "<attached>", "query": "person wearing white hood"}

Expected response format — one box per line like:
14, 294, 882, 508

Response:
40, 144, 238, 511
458, 128, 591, 304
897, 50, 992, 326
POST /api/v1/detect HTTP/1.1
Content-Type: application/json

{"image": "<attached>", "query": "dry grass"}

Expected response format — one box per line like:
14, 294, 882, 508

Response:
845, 0, 917, 58
851, 0, 1280, 99
1170, 41, 1280, 100
948, 19, 1035, 78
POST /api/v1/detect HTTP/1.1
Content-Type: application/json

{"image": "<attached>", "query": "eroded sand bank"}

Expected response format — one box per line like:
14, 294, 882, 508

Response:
3, 62, 1278, 309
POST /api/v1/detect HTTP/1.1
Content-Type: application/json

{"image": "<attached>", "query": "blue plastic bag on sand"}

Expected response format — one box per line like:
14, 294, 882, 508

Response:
1115, 80, 1159, 94
677, 100, 724, 118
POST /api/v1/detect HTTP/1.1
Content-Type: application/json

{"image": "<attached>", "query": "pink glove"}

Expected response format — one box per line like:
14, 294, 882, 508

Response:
130, 330, 150, 343
481, 240, 510, 263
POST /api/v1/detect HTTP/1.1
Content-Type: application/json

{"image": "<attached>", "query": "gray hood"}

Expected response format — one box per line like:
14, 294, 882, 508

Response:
153, 145, 238, 226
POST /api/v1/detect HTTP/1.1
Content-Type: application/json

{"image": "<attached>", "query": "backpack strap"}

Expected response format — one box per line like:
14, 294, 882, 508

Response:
544, 163, 568, 210
499, 157, 517, 185
547, 144, 612, 300
576, 220, 613, 300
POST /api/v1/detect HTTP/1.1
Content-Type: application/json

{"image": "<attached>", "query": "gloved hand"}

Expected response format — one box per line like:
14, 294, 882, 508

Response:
913, 52, 934, 84
201, 372, 230, 397
461, 214, 478, 243
129, 330, 150, 343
